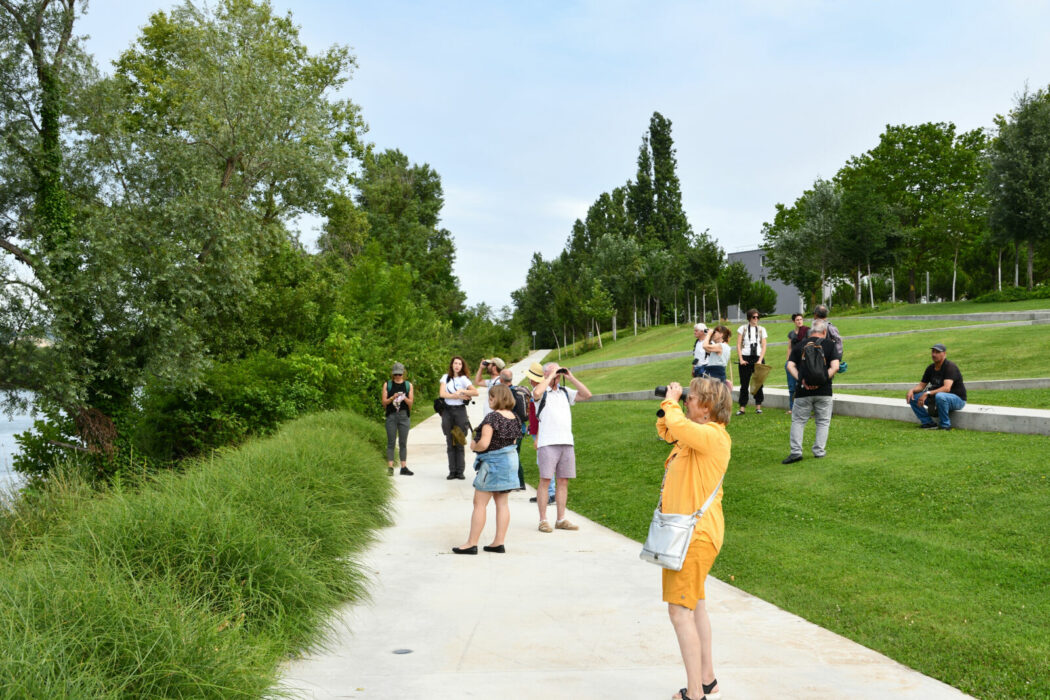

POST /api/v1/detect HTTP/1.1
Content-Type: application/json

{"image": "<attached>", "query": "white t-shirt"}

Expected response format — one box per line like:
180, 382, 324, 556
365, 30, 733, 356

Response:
536, 385, 578, 448
480, 377, 498, 416
693, 338, 707, 366
737, 324, 768, 358
705, 342, 731, 368
440, 374, 474, 406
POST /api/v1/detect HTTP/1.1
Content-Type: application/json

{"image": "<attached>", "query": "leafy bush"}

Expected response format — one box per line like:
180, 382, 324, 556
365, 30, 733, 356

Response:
973, 284, 1050, 303
0, 411, 391, 698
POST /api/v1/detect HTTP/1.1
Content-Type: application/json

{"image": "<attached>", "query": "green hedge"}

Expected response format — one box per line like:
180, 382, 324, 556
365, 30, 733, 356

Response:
973, 284, 1050, 303
0, 410, 391, 699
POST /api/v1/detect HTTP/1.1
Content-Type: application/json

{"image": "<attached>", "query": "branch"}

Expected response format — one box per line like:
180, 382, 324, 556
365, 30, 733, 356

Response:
0, 236, 38, 270
3, 276, 44, 297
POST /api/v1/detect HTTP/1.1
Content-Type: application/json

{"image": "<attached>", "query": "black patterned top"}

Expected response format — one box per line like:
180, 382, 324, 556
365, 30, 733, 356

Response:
479, 411, 521, 452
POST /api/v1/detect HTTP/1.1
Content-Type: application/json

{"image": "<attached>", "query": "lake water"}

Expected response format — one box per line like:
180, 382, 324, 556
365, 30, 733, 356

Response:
0, 412, 31, 493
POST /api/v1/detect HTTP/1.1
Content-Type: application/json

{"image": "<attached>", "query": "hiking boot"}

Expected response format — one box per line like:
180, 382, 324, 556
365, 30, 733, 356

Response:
400, 466, 414, 476
538, 520, 553, 533
555, 519, 579, 531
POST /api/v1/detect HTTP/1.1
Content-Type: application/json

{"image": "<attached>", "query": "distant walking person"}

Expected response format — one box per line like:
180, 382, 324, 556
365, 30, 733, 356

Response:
736, 309, 767, 414
782, 319, 841, 464
691, 323, 709, 378
439, 356, 478, 480
785, 313, 809, 414
656, 378, 731, 700
382, 362, 414, 475
452, 385, 522, 555
907, 343, 967, 431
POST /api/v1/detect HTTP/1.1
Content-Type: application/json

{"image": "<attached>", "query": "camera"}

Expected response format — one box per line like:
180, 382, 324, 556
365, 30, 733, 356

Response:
655, 385, 668, 398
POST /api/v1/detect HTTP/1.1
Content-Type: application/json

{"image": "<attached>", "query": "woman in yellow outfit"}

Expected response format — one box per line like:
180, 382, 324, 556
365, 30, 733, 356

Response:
656, 377, 731, 700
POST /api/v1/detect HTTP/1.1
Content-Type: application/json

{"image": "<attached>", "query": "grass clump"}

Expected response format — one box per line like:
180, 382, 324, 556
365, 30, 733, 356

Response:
521, 401, 1050, 699
0, 410, 391, 699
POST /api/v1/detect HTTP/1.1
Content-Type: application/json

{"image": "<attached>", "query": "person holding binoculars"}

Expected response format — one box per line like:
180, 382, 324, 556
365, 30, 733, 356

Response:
528, 362, 591, 533
655, 378, 731, 700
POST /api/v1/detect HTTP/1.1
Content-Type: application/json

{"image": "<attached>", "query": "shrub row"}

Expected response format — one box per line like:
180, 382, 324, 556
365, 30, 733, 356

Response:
973, 284, 1050, 303
0, 410, 391, 698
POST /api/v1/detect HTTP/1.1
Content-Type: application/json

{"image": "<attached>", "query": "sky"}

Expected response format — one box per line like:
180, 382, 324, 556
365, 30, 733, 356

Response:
75, 0, 1050, 313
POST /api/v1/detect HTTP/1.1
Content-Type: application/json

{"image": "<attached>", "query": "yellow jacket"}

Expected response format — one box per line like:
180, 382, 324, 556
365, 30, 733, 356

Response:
655, 399, 730, 550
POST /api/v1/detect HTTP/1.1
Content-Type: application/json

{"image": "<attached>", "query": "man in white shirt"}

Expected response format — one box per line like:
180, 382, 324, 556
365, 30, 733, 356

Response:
474, 356, 505, 417
530, 362, 592, 533
692, 323, 709, 378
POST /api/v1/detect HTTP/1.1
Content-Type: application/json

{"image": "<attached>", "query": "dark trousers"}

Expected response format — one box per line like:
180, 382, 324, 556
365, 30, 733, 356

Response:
441, 404, 470, 476
738, 355, 765, 407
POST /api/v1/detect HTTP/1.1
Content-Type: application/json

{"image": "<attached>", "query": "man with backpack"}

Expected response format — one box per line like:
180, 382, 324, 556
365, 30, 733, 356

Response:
529, 361, 592, 533
782, 319, 841, 464
496, 368, 532, 489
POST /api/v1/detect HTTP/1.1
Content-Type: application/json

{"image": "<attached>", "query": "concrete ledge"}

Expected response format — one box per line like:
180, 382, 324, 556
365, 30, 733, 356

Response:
587, 387, 1050, 436
836, 378, 1050, 391
863, 311, 1050, 321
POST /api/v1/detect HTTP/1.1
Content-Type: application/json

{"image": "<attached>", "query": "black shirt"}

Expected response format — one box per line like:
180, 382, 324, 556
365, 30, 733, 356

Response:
385, 380, 410, 416
921, 360, 967, 401
788, 336, 841, 398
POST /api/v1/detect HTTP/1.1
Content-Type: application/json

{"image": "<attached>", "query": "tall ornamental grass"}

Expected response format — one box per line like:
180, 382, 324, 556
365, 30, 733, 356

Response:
0, 410, 391, 699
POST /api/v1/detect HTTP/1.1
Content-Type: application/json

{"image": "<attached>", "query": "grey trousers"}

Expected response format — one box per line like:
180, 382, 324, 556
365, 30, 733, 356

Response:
385, 410, 410, 462
789, 395, 833, 457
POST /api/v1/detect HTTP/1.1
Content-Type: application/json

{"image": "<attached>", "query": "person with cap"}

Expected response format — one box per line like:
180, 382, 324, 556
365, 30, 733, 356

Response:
782, 319, 841, 464
907, 343, 967, 431
524, 361, 556, 505
531, 362, 592, 533
381, 362, 414, 475
692, 323, 710, 378
474, 356, 506, 418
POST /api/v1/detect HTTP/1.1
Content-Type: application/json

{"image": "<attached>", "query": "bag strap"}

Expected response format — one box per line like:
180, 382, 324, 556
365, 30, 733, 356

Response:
656, 464, 725, 519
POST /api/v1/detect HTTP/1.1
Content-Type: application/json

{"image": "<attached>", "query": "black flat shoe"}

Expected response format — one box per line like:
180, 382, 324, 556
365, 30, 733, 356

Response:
446, 474, 456, 480
452, 546, 477, 555
455, 474, 466, 480
483, 545, 505, 553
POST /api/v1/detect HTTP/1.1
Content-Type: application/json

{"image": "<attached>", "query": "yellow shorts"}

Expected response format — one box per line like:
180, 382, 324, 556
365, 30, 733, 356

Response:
662, 536, 718, 611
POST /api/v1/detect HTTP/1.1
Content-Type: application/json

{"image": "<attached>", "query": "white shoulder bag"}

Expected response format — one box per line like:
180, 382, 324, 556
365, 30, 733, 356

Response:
639, 468, 725, 571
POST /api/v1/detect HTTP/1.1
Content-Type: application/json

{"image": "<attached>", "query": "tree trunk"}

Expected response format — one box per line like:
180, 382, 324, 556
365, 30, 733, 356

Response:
594, 318, 603, 348
891, 267, 896, 304
856, 265, 862, 306
908, 268, 916, 304
1014, 243, 1020, 287
867, 261, 875, 308
612, 310, 618, 341
952, 247, 959, 302
702, 291, 706, 323
714, 284, 721, 322
633, 295, 637, 336
553, 326, 562, 362
997, 248, 1002, 291
674, 287, 678, 328
1027, 239, 1034, 291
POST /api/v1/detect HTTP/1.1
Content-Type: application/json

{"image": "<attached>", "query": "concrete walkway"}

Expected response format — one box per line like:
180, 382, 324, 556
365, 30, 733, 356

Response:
278, 352, 969, 699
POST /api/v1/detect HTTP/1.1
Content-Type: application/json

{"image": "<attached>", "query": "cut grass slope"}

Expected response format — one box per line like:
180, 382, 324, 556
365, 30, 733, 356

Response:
0, 410, 392, 699
520, 401, 1050, 699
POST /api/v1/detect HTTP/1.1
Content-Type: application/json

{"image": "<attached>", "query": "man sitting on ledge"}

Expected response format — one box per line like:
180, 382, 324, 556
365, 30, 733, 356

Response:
906, 343, 967, 431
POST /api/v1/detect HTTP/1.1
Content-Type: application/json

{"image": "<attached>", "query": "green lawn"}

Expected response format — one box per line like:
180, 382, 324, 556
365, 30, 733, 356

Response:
849, 298, 1050, 315
521, 401, 1050, 699
573, 323, 1050, 401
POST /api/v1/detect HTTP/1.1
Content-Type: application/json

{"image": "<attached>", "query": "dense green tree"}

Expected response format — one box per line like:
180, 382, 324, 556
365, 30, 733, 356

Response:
762, 180, 840, 309
988, 86, 1050, 290
844, 122, 986, 302
353, 148, 465, 316
648, 112, 692, 250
